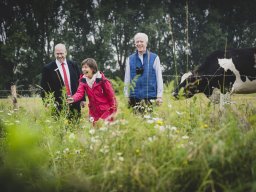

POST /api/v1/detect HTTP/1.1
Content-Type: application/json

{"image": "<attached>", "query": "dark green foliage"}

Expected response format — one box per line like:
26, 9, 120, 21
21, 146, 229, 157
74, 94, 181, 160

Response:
1, 0, 256, 91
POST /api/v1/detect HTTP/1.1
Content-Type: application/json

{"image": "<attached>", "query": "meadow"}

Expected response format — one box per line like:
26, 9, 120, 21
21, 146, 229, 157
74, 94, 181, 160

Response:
0, 83, 256, 192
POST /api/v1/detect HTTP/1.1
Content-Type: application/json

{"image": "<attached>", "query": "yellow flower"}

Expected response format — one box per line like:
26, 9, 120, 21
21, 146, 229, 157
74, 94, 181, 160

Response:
64, 119, 69, 125
156, 120, 163, 126
135, 149, 141, 155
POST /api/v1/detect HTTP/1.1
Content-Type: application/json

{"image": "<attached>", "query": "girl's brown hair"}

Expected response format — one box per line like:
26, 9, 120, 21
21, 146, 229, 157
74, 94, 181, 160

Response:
81, 58, 98, 74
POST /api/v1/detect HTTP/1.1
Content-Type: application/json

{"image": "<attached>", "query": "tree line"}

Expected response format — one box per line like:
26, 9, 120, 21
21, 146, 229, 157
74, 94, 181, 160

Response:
0, 0, 255, 90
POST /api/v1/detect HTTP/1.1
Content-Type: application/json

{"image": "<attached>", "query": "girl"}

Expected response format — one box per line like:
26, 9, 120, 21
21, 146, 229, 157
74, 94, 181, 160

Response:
67, 58, 117, 123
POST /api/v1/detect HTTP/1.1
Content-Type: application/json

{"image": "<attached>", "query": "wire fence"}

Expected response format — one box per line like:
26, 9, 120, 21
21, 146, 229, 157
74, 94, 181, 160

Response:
0, 89, 41, 99
1, 73, 255, 98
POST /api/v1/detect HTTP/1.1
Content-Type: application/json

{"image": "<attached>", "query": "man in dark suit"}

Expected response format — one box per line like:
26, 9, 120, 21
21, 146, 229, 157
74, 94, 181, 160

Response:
41, 43, 85, 118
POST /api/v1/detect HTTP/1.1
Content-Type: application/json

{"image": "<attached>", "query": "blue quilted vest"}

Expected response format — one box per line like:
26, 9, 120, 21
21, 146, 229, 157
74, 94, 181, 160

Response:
129, 50, 157, 99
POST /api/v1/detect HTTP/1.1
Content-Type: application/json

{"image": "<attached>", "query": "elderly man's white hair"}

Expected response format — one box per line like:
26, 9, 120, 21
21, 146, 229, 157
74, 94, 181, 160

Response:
134, 33, 148, 44
55, 43, 67, 52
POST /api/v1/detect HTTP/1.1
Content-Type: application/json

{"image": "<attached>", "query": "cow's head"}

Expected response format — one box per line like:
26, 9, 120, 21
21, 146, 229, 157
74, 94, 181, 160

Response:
172, 71, 206, 99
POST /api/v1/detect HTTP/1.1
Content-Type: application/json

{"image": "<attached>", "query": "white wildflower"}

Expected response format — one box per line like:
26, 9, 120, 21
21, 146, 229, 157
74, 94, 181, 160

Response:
182, 135, 189, 140
74, 149, 81, 154
148, 136, 157, 142
158, 126, 166, 132
63, 148, 69, 154
147, 119, 154, 124
176, 111, 183, 115
89, 116, 94, 122
109, 120, 119, 125
170, 126, 177, 131
90, 137, 97, 143
69, 133, 76, 140
152, 117, 163, 121
99, 127, 108, 132
144, 115, 151, 119
120, 119, 128, 125
100, 145, 109, 154
89, 129, 95, 135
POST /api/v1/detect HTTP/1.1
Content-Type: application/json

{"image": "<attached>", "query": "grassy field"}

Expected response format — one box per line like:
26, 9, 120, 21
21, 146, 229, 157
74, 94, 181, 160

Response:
0, 84, 256, 192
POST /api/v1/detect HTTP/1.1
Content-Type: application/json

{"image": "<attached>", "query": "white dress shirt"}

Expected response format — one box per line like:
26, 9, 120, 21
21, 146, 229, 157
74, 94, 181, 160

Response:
55, 59, 72, 94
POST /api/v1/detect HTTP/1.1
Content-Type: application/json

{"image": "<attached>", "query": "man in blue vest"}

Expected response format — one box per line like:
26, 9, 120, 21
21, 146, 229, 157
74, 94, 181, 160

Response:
124, 32, 163, 113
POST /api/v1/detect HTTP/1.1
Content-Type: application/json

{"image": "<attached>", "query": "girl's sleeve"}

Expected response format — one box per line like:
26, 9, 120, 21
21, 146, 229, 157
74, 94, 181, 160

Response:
72, 82, 86, 103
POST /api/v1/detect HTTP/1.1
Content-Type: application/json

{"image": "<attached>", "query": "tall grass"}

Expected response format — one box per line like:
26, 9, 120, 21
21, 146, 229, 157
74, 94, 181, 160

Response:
0, 84, 256, 192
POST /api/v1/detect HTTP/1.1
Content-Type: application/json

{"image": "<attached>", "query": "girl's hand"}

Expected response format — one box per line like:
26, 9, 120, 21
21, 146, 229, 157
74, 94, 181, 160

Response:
66, 97, 74, 104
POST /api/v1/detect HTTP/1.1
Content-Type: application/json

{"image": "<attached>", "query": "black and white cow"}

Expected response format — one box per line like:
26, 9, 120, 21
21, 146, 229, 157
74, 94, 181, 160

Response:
172, 47, 256, 99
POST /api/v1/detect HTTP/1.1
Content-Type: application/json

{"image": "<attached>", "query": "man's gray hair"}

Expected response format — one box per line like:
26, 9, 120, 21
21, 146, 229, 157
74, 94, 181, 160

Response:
134, 33, 148, 43
55, 43, 67, 53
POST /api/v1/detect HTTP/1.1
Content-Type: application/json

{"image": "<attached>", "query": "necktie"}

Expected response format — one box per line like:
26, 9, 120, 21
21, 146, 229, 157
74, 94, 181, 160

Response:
61, 63, 71, 96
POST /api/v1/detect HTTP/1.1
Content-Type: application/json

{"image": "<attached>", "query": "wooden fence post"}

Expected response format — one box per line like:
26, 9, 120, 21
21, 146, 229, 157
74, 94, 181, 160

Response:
11, 85, 18, 109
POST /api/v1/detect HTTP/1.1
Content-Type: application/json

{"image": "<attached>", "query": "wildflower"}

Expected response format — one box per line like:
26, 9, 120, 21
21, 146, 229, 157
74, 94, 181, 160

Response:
120, 119, 128, 125
63, 148, 69, 154
90, 137, 98, 143
99, 127, 108, 132
170, 126, 177, 131
176, 111, 183, 115
64, 119, 69, 125
146, 119, 154, 124
200, 123, 208, 129
152, 117, 162, 121
68, 133, 76, 141
111, 131, 121, 137
144, 115, 151, 119
158, 125, 166, 132
117, 152, 122, 156
156, 119, 163, 126
89, 129, 95, 135
100, 145, 109, 154
148, 136, 157, 142
89, 117, 94, 123
178, 144, 185, 148
74, 149, 81, 154
109, 120, 119, 125
118, 156, 124, 162
182, 135, 189, 140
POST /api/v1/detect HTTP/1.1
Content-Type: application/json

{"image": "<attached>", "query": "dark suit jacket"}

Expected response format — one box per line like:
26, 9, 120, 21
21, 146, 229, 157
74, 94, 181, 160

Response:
41, 60, 83, 113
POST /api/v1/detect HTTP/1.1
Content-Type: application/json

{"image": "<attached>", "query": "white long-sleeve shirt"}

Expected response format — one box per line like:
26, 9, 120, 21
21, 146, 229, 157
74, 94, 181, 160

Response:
124, 54, 163, 98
